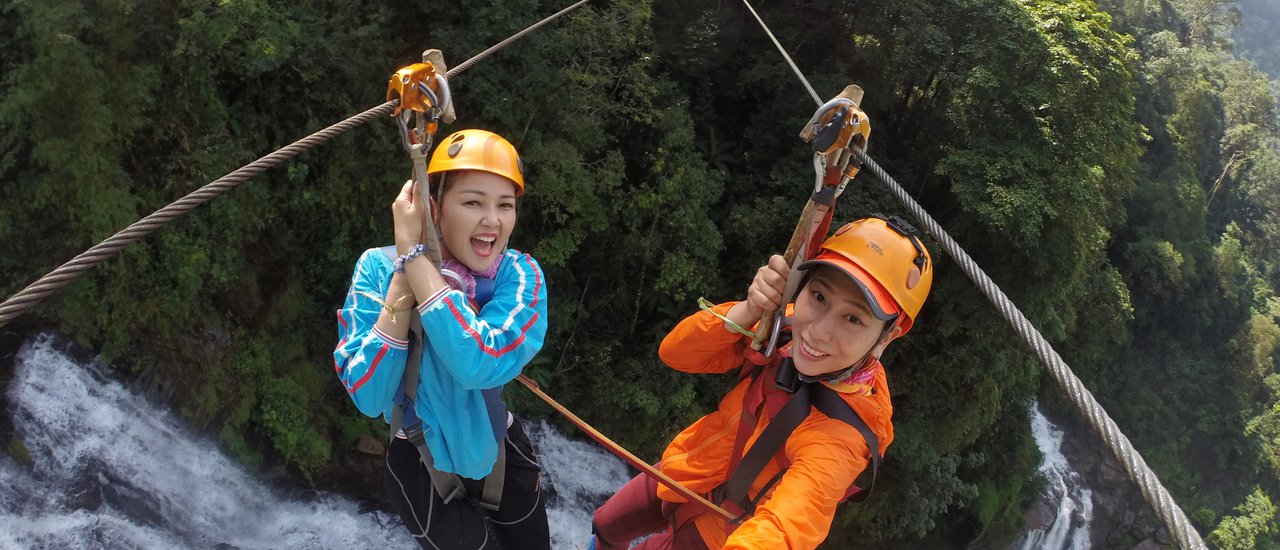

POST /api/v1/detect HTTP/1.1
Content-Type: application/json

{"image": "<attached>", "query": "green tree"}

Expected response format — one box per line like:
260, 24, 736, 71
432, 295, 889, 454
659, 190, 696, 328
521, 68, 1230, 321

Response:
1210, 487, 1280, 550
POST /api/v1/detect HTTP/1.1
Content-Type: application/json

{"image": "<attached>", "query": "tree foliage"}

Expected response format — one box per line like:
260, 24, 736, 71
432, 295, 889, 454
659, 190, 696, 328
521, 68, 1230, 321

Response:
1, 0, 1278, 546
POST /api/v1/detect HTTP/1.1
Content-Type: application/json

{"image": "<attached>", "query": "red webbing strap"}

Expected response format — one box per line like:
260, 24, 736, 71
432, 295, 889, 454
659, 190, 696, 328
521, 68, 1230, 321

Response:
718, 384, 814, 515
725, 365, 770, 478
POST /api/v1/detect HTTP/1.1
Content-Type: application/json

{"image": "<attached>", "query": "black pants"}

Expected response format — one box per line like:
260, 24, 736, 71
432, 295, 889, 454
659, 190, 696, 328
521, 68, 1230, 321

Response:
383, 416, 550, 550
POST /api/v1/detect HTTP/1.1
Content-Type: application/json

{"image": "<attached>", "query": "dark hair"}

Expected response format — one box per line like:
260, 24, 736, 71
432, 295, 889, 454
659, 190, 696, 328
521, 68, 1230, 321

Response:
430, 170, 522, 211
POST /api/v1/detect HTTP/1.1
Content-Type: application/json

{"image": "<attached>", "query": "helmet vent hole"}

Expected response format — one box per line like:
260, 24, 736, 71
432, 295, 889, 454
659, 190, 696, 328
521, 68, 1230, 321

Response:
448, 142, 463, 157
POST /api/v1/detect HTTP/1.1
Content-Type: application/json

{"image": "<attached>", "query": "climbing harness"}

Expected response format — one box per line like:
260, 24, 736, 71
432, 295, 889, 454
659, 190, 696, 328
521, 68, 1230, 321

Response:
735, 1, 1208, 547
0, 0, 1211, 546
715, 359, 881, 523
380, 247, 509, 510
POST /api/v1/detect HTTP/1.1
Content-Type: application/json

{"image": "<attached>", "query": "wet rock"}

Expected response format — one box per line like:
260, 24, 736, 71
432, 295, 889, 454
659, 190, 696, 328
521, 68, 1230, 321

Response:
1047, 409, 1167, 548
1024, 499, 1056, 530
356, 436, 385, 456
6, 436, 32, 468
63, 458, 169, 530
100, 469, 168, 529
540, 471, 560, 508
1132, 539, 1162, 550
65, 462, 107, 512
1100, 461, 1129, 485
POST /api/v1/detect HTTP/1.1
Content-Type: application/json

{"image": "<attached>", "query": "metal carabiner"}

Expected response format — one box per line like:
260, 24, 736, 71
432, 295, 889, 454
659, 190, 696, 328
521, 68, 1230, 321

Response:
762, 307, 786, 358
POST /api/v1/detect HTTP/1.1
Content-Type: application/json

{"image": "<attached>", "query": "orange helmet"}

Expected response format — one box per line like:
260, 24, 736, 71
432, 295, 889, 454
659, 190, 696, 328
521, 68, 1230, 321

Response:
427, 129, 525, 194
798, 215, 933, 334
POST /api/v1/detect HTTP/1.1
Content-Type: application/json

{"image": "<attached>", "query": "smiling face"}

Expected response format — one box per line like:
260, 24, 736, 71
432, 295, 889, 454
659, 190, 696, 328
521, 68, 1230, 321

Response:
434, 170, 518, 272
790, 266, 895, 377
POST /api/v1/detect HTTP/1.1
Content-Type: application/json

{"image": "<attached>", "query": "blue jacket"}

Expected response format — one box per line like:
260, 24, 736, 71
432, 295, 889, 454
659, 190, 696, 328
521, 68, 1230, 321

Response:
334, 248, 548, 478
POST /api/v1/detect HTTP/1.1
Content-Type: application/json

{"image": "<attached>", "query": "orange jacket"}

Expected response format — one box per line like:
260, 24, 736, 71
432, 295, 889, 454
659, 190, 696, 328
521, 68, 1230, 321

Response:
655, 302, 894, 550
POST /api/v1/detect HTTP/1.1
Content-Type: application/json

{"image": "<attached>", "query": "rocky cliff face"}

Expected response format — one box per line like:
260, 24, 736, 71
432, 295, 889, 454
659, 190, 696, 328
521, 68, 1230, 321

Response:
1048, 407, 1178, 549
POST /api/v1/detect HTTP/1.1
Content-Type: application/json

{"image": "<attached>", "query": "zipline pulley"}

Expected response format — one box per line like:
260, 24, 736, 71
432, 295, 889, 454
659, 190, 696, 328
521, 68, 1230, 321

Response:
388, 49, 456, 153
802, 85, 870, 196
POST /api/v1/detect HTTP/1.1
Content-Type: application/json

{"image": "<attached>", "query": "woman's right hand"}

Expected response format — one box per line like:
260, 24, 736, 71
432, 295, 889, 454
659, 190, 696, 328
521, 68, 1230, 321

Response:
392, 180, 424, 254
744, 254, 790, 318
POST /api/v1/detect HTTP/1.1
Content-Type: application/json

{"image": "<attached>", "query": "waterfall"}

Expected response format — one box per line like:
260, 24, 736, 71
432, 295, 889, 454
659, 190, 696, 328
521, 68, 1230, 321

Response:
1, 333, 630, 549
1012, 402, 1094, 550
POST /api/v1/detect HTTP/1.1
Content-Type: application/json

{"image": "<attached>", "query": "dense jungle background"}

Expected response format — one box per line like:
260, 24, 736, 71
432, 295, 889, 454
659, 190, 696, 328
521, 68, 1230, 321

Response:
2, 0, 1279, 547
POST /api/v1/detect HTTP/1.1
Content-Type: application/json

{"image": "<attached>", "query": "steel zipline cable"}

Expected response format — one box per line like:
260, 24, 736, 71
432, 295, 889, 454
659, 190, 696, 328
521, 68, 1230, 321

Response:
0, 0, 592, 330
858, 151, 1207, 550
737, 0, 1207, 547
0, 0, 1211, 545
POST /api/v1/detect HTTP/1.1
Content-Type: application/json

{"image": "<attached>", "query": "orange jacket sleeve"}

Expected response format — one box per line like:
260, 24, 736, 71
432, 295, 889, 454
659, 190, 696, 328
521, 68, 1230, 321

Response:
658, 301, 750, 375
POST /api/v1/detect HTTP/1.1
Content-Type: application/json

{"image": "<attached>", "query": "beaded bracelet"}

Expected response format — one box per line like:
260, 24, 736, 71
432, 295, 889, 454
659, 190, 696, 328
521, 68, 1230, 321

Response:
393, 243, 428, 273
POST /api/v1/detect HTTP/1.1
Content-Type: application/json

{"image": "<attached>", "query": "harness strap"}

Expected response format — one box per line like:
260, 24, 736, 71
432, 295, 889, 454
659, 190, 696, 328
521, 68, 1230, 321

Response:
725, 365, 767, 478
811, 383, 879, 502
717, 379, 884, 517
479, 443, 507, 511
405, 422, 467, 504
381, 246, 507, 509
717, 383, 813, 517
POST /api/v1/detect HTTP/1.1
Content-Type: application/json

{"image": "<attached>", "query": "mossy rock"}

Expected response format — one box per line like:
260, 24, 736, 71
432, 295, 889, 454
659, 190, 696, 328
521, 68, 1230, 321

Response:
6, 436, 32, 468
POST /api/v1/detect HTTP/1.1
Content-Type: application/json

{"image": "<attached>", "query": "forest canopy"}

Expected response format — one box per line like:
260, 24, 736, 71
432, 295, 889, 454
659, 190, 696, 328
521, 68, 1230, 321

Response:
2, 0, 1278, 546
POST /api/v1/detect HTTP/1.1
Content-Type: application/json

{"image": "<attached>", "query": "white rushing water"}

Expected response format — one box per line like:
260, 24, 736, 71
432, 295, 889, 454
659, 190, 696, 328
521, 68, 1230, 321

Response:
1, 333, 631, 549
1013, 403, 1094, 550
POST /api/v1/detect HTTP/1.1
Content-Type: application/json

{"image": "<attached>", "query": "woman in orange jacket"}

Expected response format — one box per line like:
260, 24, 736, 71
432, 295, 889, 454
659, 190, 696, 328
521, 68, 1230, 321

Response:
591, 215, 933, 549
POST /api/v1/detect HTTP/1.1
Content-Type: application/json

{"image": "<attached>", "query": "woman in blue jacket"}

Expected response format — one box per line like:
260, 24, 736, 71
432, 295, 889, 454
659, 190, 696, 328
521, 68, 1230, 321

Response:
335, 129, 550, 549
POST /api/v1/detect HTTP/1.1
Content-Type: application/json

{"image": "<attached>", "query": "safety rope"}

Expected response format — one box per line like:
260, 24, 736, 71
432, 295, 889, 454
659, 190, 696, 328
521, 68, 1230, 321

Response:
737, 2, 1207, 548
0, 0, 592, 331
514, 375, 738, 522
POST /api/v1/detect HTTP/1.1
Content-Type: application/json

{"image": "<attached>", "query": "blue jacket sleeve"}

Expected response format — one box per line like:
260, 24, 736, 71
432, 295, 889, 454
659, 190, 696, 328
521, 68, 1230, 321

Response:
334, 249, 410, 418
416, 251, 548, 390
